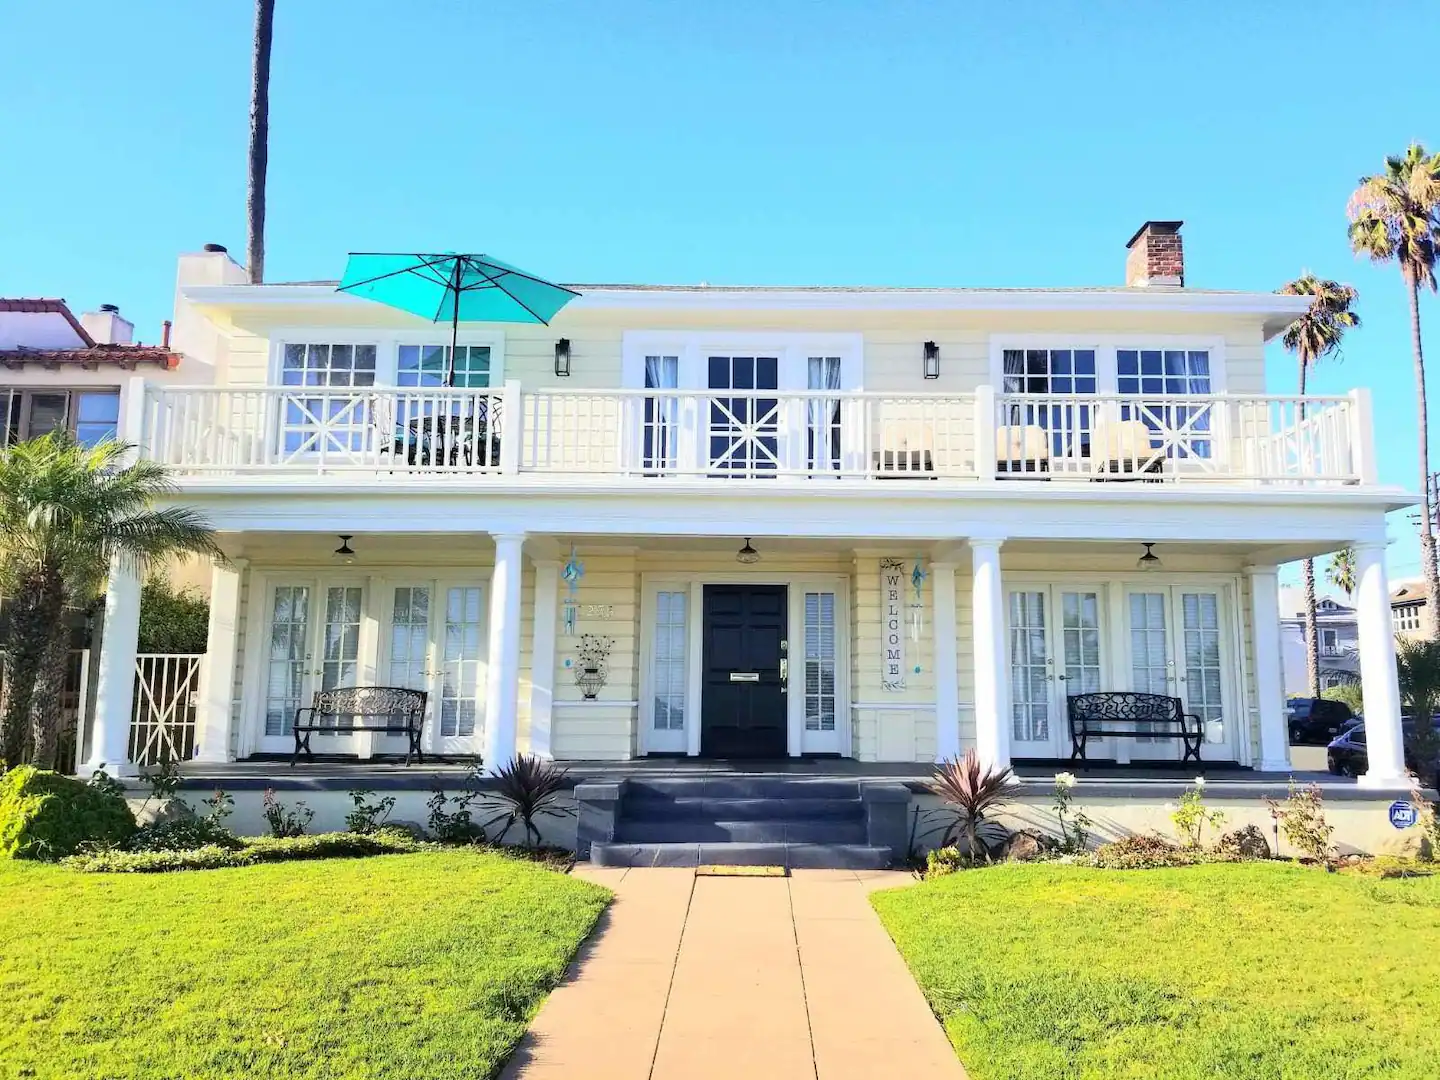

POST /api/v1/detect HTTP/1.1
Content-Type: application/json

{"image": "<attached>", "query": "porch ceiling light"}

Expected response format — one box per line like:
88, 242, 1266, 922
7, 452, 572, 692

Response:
923, 340, 940, 380
554, 337, 571, 377
736, 537, 761, 565
1137, 542, 1161, 572
334, 534, 357, 565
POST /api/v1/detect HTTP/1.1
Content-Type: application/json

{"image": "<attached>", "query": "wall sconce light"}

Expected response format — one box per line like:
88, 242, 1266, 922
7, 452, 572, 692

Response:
554, 338, 571, 377
334, 534, 357, 565
923, 340, 940, 379
1137, 542, 1162, 572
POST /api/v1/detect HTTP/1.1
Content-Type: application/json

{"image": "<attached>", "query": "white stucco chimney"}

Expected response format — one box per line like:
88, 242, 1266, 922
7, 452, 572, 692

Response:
80, 304, 134, 345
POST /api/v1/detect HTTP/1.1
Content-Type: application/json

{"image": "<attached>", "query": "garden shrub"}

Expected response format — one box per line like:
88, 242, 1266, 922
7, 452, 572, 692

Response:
0, 766, 136, 860
1265, 781, 1335, 863
345, 788, 396, 834
64, 829, 421, 873
1091, 834, 1203, 870
126, 817, 243, 852
925, 845, 964, 878
263, 789, 314, 838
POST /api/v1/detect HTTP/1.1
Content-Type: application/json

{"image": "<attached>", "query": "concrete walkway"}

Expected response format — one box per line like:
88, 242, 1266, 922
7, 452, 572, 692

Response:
501, 867, 966, 1080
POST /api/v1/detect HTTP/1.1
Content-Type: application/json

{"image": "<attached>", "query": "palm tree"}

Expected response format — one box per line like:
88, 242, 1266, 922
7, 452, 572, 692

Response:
1326, 546, 1357, 598
1281, 274, 1361, 695
246, 0, 276, 285
1349, 143, 1440, 636
0, 435, 221, 769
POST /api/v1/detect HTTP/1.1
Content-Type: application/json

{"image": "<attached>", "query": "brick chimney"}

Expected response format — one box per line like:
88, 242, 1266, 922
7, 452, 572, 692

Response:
79, 303, 134, 345
1124, 221, 1184, 287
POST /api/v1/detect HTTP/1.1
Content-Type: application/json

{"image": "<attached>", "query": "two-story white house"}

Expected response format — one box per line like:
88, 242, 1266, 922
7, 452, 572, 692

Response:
81, 223, 1415, 790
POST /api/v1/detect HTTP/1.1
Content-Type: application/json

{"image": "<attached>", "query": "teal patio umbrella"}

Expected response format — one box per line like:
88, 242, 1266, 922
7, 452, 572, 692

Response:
338, 252, 580, 385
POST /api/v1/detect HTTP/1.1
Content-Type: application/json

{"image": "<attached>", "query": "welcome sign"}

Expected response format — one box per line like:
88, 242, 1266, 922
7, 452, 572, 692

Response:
881, 559, 907, 691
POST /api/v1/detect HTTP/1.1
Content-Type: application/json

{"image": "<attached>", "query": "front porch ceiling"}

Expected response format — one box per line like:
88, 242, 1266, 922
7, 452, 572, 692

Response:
215, 530, 1336, 569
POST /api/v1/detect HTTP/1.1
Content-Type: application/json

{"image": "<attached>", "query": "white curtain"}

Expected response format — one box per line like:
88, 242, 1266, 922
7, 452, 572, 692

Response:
644, 355, 679, 470
807, 356, 842, 472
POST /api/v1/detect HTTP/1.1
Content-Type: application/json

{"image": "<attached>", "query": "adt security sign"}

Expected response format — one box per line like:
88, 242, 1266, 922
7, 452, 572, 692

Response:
1389, 801, 1419, 830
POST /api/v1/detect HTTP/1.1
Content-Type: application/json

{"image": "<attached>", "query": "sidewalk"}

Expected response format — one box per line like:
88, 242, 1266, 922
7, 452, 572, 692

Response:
501, 867, 966, 1080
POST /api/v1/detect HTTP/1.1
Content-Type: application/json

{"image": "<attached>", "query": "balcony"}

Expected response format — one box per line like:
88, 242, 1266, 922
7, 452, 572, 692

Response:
139, 383, 1373, 489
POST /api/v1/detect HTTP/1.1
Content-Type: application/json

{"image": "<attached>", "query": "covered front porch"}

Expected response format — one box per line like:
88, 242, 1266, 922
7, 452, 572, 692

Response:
81, 507, 1412, 791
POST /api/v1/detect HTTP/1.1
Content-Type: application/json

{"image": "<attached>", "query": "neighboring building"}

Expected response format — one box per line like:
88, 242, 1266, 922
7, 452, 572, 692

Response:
77, 223, 1417, 787
1391, 577, 1426, 639
0, 296, 207, 768
1279, 589, 1358, 696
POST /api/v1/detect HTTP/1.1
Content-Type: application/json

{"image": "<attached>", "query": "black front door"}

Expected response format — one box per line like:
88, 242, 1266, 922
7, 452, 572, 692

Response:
701, 584, 787, 758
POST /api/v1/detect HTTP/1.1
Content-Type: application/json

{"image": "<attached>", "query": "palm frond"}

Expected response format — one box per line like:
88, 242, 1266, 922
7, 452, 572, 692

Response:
1348, 143, 1440, 291
1279, 273, 1361, 370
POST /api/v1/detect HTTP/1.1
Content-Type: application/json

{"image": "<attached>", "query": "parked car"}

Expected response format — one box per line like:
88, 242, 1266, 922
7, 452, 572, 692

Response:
1287, 697, 1356, 745
1327, 719, 1440, 788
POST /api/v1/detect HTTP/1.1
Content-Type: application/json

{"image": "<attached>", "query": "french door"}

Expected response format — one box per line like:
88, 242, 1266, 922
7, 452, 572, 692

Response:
1123, 587, 1232, 760
1007, 586, 1106, 757
258, 578, 371, 754
380, 580, 488, 756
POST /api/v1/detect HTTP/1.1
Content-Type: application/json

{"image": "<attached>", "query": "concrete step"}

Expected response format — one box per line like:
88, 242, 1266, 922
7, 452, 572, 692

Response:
620, 795, 864, 822
622, 778, 862, 801
614, 818, 868, 844
589, 841, 893, 870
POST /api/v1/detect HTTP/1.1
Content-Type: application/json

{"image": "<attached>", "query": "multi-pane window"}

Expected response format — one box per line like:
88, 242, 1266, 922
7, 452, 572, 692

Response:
264, 585, 311, 737
1000, 350, 1098, 456
0, 388, 121, 447
320, 587, 364, 694
280, 343, 378, 454
1179, 592, 1224, 743
708, 354, 779, 475
804, 591, 837, 732
652, 590, 687, 731
1117, 348, 1213, 460
440, 587, 484, 738
397, 344, 491, 389
388, 586, 431, 690
1008, 591, 1050, 742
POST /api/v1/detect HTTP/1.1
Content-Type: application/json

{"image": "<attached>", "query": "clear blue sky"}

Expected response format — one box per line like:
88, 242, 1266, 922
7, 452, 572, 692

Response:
2, 1, 1438, 581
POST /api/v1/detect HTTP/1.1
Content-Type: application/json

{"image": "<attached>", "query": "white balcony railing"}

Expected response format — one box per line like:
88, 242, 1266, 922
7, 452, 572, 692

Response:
140, 382, 1372, 488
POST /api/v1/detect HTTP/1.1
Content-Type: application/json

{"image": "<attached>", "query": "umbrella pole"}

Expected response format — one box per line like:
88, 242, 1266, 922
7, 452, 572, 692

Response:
446, 260, 462, 387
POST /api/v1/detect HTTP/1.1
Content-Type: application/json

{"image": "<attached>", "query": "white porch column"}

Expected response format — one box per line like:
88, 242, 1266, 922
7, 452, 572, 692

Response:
484, 532, 526, 772
1354, 540, 1407, 787
970, 538, 1012, 771
528, 559, 560, 758
1245, 564, 1292, 773
83, 557, 141, 777
193, 559, 245, 763
932, 560, 961, 761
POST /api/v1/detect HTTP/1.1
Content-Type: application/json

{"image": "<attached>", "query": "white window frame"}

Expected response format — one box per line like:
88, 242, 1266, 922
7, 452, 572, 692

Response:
268, 328, 507, 387
988, 335, 1228, 394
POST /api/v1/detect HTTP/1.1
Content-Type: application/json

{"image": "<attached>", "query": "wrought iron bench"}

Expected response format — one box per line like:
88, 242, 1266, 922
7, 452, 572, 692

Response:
291, 686, 427, 766
1066, 692, 1203, 763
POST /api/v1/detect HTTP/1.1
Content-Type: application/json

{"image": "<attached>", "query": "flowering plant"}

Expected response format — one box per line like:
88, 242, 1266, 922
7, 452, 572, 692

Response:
1052, 772, 1091, 853
1171, 779, 1224, 848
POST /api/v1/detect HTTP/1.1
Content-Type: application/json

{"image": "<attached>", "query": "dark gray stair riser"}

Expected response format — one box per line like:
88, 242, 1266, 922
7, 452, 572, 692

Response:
614, 819, 868, 844
589, 841, 892, 870
622, 778, 861, 801
621, 796, 863, 822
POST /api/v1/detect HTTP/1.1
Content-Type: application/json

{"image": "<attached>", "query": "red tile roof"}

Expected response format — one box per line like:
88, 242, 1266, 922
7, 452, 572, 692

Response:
0, 297, 96, 346
0, 346, 179, 369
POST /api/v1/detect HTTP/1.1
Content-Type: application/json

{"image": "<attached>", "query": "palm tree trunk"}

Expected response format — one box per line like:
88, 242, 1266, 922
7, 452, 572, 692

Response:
1, 568, 65, 767
1303, 558, 1321, 696
29, 624, 74, 771
1410, 280, 1440, 638
245, 0, 275, 285
1298, 360, 1322, 695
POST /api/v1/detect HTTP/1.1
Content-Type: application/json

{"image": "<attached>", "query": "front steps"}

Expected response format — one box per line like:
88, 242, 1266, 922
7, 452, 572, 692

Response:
581, 777, 906, 870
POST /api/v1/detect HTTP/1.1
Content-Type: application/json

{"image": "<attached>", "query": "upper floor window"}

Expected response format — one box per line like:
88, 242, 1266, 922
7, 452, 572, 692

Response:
0, 388, 120, 447
1117, 349, 1212, 395
282, 343, 376, 388
1001, 349, 1097, 395
397, 344, 491, 389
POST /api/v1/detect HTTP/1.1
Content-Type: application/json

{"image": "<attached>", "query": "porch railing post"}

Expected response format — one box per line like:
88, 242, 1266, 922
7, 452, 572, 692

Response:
1348, 387, 1376, 485
974, 385, 997, 480
500, 380, 522, 475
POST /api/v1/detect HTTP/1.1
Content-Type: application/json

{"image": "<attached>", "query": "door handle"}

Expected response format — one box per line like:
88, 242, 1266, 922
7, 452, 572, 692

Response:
779, 659, 788, 682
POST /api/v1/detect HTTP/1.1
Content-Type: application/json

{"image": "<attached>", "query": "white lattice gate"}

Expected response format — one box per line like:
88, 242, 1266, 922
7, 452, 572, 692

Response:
129, 654, 204, 766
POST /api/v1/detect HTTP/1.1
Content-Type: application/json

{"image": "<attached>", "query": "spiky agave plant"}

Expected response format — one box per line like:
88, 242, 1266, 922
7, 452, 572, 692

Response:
480, 754, 574, 848
927, 748, 1016, 864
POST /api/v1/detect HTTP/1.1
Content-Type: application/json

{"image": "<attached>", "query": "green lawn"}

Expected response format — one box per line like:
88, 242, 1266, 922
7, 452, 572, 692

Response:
872, 862, 1440, 1080
0, 849, 609, 1079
